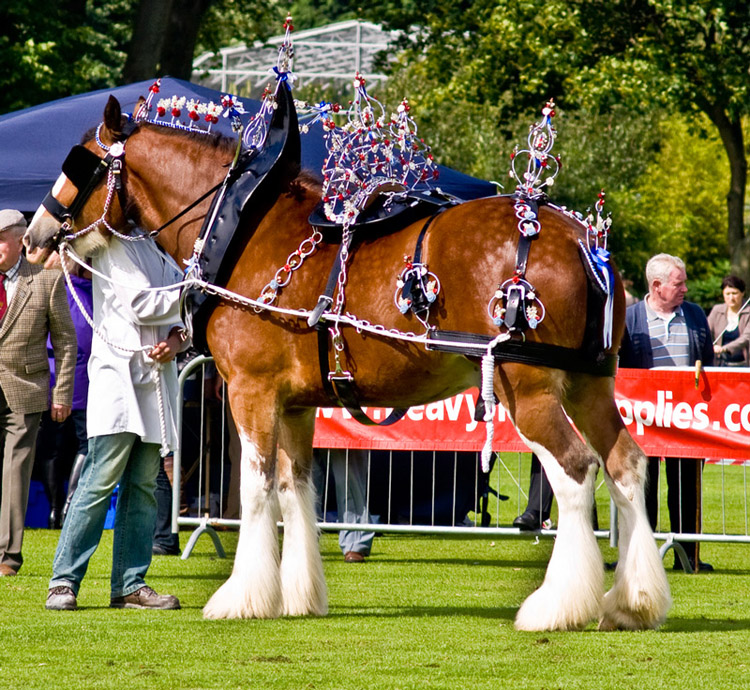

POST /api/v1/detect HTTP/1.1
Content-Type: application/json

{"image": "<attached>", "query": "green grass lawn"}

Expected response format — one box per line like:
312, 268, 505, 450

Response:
2, 527, 750, 690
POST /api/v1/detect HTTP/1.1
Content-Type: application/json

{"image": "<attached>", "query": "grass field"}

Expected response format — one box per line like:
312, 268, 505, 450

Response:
2, 524, 750, 690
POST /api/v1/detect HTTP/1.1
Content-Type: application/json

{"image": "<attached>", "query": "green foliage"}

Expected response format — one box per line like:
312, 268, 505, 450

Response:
286, 0, 360, 31
612, 114, 730, 299
0, 0, 131, 113
195, 0, 361, 56
377, 0, 589, 124
195, 0, 281, 55
364, 0, 748, 286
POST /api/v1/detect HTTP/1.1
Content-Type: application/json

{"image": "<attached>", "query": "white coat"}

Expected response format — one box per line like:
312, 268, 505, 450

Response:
86, 234, 185, 450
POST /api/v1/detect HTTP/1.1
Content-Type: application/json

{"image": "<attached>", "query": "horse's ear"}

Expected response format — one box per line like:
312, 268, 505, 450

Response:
102, 95, 123, 141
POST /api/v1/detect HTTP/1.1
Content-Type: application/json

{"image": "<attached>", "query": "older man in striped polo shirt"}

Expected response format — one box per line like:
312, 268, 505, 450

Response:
620, 253, 714, 572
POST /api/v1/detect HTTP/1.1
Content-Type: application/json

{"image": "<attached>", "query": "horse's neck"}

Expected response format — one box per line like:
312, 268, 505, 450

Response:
127, 128, 233, 264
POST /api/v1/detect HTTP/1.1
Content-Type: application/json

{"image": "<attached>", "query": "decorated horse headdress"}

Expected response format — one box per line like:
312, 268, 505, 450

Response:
316, 75, 439, 227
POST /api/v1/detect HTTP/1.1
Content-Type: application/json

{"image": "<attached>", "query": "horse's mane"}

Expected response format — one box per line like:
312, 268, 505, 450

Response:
80, 119, 323, 202
295, 169, 322, 193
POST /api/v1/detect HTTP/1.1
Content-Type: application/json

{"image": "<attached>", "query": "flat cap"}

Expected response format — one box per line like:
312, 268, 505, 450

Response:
0, 209, 27, 232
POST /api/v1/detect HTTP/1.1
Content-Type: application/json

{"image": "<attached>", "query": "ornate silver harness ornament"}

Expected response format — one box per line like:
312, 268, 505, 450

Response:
486, 99, 562, 336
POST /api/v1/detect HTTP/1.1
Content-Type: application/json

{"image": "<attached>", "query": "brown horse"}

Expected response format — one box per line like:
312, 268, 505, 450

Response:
25, 95, 670, 631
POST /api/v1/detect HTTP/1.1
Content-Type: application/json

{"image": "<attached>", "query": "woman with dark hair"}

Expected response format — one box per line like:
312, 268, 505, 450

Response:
708, 275, 750, 366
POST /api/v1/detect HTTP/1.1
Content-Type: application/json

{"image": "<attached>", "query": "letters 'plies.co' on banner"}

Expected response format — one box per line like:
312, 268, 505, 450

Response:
313, 368, 750, 460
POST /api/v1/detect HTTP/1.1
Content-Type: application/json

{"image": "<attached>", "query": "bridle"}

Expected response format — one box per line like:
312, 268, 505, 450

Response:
42, 120, 139, 242
41, 119, 224, 247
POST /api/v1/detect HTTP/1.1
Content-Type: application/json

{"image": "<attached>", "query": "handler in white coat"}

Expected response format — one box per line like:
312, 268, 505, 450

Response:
47, 233, 189, 611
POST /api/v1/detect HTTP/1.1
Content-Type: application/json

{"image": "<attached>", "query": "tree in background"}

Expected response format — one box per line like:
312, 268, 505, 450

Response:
571, 0, 750, 289
123, 0, 278, 83
1, 1, 358, 112
1, 0, 744, 299
363, 0, 748, 293
0, 0, 130, 113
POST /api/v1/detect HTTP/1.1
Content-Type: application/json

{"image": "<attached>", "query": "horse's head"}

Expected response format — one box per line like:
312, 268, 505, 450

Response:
24, 96, 138, 263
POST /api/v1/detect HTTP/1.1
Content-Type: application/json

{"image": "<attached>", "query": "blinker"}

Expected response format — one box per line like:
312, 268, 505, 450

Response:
62, 145, 106, 191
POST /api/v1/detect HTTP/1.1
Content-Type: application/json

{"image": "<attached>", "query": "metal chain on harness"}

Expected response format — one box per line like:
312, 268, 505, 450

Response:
330, 226, 354, 376
257, 227, 324, 307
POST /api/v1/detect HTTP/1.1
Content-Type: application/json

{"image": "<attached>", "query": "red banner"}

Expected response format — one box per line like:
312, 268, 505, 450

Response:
313, 367, 750, 459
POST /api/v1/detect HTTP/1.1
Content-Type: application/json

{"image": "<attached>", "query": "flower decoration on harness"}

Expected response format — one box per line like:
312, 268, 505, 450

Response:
394, 254, 441, 327
242, 14, 296, 151
319, 74, 439, 227
133, 79, 245, 134
295, 99, 342, 135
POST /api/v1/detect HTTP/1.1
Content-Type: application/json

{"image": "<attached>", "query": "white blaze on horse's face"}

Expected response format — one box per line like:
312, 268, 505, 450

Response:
25, 169, 109, 262
24, 173, 68, 263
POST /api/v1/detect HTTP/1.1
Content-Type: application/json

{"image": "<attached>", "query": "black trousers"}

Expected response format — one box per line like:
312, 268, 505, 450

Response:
524, 454, 554, 520
646, 456, 702, 563
153, 456, 180, 552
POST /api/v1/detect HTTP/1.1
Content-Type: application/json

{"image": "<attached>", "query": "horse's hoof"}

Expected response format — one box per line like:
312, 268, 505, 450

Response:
282, 601, 328, 617
515, 589, 595, 631
597, 616, 620, 632
599, 592, 669, 631
203, 576, 283, 620
202, 600, 282, 620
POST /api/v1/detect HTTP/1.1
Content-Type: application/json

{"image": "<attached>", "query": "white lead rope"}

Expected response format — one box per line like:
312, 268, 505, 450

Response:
480, 334, 510, 473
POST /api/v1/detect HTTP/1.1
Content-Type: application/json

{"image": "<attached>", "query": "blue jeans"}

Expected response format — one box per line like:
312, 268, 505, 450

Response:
315, 449, 375, 556
50, 433, 160, 597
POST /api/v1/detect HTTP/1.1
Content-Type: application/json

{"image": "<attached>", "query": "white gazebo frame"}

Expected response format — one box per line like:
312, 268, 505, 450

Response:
192, 20, 398, 96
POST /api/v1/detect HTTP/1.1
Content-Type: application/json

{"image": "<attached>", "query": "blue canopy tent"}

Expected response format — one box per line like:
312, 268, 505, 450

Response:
0, 77, 495, 215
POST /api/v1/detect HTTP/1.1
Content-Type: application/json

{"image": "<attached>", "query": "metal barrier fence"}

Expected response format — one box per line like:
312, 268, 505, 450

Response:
171, 356, 750, 566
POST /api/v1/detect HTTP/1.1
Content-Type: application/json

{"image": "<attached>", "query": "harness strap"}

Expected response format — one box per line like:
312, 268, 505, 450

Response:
42, 192, 71, 221
307, 234, 349, 327
399, 208, 446, 315
513, 197, 539, 276
42, 155, 112, 222
503, 284, 523, 330
148, 180, 224, 237
315, 323, 408, 426
502, 195, 540, 331
427, 329, 617, 377
312, 209, 447, 424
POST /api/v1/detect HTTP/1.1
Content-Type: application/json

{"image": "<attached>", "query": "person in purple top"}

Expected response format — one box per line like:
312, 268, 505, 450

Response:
35, 272, 93, 527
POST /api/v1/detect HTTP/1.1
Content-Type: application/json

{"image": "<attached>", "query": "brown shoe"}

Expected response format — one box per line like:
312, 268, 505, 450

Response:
110, 585, 180, 610
0, 564, 17, 577
344, 551, 366, 563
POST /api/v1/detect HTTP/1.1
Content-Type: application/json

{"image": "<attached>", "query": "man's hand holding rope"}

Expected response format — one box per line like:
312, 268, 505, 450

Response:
148, 327, 185, 364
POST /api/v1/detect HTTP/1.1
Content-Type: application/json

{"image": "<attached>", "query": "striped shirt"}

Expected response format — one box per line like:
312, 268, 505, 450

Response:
645, 299, 691, 367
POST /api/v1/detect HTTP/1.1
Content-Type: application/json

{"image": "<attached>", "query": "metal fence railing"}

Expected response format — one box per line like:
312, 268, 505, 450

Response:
171, 356, 750, 568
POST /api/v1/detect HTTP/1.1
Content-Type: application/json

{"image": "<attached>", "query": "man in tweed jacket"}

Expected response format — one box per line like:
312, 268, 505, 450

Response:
0, 209, 76, 576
